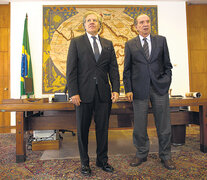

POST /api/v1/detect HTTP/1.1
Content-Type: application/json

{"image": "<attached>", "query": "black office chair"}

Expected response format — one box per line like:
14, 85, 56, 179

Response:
55, 85, 76, 139
58, 129, 75, 140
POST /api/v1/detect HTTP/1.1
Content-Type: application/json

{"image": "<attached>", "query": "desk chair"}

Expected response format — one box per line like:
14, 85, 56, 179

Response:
55, 86, 76, 139
58, 129, 76, 140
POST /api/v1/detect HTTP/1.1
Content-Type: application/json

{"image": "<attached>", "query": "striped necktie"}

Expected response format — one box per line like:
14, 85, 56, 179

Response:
143, 38, 149, 59
91, 36, 100, 61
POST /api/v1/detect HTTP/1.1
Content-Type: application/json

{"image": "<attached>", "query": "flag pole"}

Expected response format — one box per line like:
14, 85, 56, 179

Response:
20, 14, 34, 99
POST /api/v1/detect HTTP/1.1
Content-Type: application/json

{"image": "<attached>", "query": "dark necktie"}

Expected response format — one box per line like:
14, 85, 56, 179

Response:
91, 36, 100, 61
143, 38, 149, 59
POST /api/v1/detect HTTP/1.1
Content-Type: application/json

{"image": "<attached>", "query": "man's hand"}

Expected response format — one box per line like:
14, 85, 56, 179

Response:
126, 92, 133, 102
111, 92, 119, 103
70, 95, 81, 106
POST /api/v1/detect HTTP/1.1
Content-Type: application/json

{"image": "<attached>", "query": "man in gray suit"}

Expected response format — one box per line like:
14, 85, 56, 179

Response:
123, 14, 176, 170
66, 11, 120, 176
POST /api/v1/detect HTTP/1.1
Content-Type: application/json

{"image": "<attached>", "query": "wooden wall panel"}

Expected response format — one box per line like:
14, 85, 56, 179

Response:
0, 5, 9, 28
0, 28, 8, 51
190, 50, 207, 73
187, 4, 207, 102
191, 74, 207, 98
0, 4, 10, 127
187, 6, 207, 27
188, 27, 207, 50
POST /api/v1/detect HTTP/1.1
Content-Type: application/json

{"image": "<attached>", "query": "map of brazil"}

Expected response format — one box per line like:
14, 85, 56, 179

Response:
43, 6, 157, 94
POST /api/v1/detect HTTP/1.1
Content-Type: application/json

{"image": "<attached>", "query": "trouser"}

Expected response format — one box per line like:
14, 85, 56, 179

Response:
132, 86, 172, 160
76, 87, 112, 165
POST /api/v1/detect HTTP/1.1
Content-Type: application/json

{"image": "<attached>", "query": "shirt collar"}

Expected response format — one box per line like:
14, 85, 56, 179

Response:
139, 34, 150, 41
87, 32, 99, 40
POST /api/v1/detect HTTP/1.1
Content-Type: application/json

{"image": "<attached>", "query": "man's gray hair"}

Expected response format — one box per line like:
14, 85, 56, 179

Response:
134, 13, 151, 26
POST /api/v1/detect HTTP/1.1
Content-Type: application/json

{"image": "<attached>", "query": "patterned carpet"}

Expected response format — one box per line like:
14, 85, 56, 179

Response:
0, 125, 206, 179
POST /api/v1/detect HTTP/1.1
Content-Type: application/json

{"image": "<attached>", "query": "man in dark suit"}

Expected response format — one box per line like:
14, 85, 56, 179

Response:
66, 11, 120, 176
123, 14, 176, 170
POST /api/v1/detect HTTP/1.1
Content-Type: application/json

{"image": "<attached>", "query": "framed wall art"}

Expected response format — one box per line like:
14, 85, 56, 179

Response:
43, 5, 158, 94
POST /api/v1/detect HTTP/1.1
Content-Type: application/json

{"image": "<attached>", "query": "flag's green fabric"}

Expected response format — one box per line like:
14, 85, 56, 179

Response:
20, 15, 34, 97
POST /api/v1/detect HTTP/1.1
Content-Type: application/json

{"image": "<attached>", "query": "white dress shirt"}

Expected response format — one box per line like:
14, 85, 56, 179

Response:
86, 32, 102, 55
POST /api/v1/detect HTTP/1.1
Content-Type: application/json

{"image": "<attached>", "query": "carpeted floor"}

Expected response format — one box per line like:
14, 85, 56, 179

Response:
0, 125, 206, 179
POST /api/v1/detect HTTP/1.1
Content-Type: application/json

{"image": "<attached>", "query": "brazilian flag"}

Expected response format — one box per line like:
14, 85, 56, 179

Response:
20, 14, 34, 97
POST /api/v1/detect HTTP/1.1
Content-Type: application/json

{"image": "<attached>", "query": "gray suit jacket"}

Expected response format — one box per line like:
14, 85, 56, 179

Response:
66, 34, 120, 103
123, 35, 173, 100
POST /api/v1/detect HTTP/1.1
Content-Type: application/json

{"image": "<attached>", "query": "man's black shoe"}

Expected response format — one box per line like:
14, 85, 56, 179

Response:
129, 156, 147, 167
96, 162, 114, 173
81, 165, 91, 176
161, 159, 176, 170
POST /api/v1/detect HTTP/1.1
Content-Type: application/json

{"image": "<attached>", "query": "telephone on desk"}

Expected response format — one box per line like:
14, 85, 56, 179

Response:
53, 93, 68, 102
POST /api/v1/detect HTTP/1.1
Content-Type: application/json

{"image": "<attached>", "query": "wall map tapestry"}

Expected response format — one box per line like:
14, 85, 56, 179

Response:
43, 5, 158, 94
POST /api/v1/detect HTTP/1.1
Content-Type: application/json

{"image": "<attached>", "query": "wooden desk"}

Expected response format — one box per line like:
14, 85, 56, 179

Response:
0, 98, 207, 163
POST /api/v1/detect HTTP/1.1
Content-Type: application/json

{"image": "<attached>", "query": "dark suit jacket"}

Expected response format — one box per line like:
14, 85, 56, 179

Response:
123, 35, 172, 100
66, 34, 120, 103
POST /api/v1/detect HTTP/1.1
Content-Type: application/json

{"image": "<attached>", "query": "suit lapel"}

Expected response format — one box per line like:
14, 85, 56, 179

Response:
98, 36, 106, 63
150, 35, 156, 61
135, 36, 142, 51
83, 34, 97, 62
